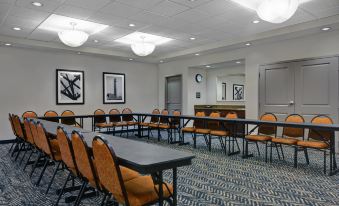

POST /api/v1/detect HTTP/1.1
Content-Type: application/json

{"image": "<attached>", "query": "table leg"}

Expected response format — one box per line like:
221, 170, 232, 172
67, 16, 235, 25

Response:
137, 115, 141, 138
173, 167, 177, 206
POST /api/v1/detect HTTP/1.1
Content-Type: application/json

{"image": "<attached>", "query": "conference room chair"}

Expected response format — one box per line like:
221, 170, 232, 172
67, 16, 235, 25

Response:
245, 113, 277, 162
181, 111, 206, 148
22, 111, 38, 118
271, 114, 306, 163
296, 115, 336, 174
61, 110, 81, 127
93, 109, 112, 132
71, 131, 101, 206
149, 109, 170, 141
166, 110, 182, 143
109, 109, 128, 136
44, 110, 59, 123
22, 119, 38, 170
8, 114, 18, 153
139, 108, 160, 138
193, 112, 220, 151
34, 122, 62, 189
55, 127, 82, 205
11, 115, 27, 161
92, 136, 174, 206
209, 112, 239, 155
122, 108, 138, 137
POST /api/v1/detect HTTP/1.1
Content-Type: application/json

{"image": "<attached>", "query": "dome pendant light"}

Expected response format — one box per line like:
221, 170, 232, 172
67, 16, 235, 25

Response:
131, 36, 155, 57
257, 0, 299, 24
58, 22, 89, 47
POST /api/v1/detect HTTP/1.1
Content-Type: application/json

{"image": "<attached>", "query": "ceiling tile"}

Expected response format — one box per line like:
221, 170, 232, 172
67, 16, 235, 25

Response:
195, 0, 245, 16
169, 0, 213, 8
15, 0, 63, 13
8, 6, 51, 22
128, 11, 169, 25
65, 0, 111, 10
146, 0, 190, 17
169, 8, 215, 23
116, 0, 163, 9
3, 15, 44, 30
0, 24, 33, 38
99, 1, 143, 18
91, 26, 134, 42
28, 29, 58, 41
54, 4, 95, 20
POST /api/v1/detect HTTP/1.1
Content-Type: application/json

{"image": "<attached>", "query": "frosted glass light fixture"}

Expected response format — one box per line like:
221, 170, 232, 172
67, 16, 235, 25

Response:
257, 0, 299, 24
58, 22, 89, 47
131, 40, 156, 56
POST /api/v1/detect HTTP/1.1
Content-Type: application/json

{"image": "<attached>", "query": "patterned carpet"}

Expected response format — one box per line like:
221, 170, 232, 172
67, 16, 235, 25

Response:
0, 133, 339, 206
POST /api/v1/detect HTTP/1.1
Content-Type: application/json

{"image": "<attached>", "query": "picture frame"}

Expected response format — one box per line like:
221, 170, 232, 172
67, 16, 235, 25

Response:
56, 69, 84, 105
103, 72, 126, 104
233, 84, 244, 101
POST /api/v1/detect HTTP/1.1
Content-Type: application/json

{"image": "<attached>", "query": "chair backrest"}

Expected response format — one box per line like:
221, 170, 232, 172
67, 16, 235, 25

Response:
208, 112, 221, 130
23, 118, 35, 145
57, 127, 78, 176
150, 109, 160, 123
109, 109, 122, 123
258, 113, 277, 135
159, 109, 169, 124
194, 111, 206, 129
94, 109, 107, 124
92, 136, 129, 205
61, 110, 76, 125
44, 110, 59, 123
36, 122, 54, 159
8, 114, 17, 137
71, 131, 100, 189
29, 120, 41, 149
171, 110, 181, 125
308, 115, 334, 142
122, 108, 133, 122
226, 112, 238, 119
12, 115, 25, 139
22, 111, 38, 119
283, 114, 305, 138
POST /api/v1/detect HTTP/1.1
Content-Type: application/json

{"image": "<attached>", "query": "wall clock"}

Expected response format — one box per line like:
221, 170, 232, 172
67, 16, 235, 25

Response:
195, 74, 203, 83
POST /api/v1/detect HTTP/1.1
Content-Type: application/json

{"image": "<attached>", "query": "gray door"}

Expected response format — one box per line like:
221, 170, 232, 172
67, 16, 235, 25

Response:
294, 57, 338, 122
259, 63, 295, 121
166, 75, 182, 112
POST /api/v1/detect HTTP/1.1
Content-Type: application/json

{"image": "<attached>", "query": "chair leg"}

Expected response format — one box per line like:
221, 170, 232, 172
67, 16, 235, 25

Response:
19, 145, 29, 165
35, 159, 49, 186
324, 151, 327, 174
30, 152, 42, 177
208, 135, 212, 152
294, 147, 298, 168
11, 141, 20, 157
74, 181, 88, 206
8, 140, 16, 153
280, 144, 285, 160
23, 149, 34, 171
55, 171, 72, 206
304, 148, 310, 165
193, 133, 197, 149
255, 142, 260, 156
265, 142, 268, 163
270, 142, 273, 162
15, 142, 24, 161
46, 161, 62, 194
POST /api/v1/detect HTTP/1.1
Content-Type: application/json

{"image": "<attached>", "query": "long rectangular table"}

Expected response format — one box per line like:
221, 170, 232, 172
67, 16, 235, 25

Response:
37, 119, 195, 206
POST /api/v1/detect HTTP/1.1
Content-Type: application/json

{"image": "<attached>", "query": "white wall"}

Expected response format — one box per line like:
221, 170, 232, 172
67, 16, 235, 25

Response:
206, 66, 245, 104
158, 30, 339, 118
0, 46, 158, 140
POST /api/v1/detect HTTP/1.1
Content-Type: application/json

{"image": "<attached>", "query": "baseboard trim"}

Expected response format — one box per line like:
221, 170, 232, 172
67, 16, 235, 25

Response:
0, 139, 16, 144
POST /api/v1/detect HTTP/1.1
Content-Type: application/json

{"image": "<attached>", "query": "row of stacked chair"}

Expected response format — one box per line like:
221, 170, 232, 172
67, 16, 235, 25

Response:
8, 114, 174, 206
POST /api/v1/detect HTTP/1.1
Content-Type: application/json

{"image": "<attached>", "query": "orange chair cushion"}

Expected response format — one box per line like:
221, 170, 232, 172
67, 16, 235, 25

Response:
120, 166, 140, 182
271, 137, 298, 145
158, 124, 170, 129
246, 135, 272, 141
123, 176, 173, 206
96, 123, 113, 128
210, 130, 229, 136
148, 123, 159, 128
297, 140, 329, 149
113, 122, 128, 127
195, 129, 210, 134
139, 122, 149, 126
127, 121, 138, 126
50, 139, 62, 161
182, 127, 195, 133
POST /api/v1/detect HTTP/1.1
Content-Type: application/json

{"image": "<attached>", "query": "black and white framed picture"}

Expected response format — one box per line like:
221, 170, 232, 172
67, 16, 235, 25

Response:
56, 69, 84, 105
233, 84, 244, 101
103, 72, 125, 104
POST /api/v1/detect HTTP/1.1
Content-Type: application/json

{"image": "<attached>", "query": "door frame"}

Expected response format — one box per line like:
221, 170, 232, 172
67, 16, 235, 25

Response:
165, 74, 183, 112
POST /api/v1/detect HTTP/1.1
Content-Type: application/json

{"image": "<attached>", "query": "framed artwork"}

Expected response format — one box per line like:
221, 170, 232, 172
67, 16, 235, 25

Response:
222, 82, 226, 100
233, 84, 244, 101
56, 69, 84, 105
103, 72, 126, 104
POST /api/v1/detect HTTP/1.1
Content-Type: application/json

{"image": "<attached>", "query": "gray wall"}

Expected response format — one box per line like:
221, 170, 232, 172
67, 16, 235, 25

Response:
0, 46, 158, 140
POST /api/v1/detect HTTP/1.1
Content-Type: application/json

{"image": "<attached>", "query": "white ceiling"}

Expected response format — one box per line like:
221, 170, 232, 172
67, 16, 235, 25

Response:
0, 0, 339, 62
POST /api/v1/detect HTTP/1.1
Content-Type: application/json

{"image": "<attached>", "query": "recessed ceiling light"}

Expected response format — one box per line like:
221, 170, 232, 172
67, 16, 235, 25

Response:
129, 58, 134, 61
322, 27, 331, 31
245, 42, 251, 46
195, 53, 200, 56
236, 61, 241, 64
31, 2, 43, 7
190, 37, 196, 40
205, 65, 211, 68
160, 60, 164, 63
129, 23, 135, 27
12, 27, 22, 31
77, 52, 81, 54
93, 39, 99, 43
252, 20, 260, 24
4, 43, 11, 46
188, 0, 196, 1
